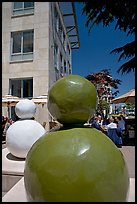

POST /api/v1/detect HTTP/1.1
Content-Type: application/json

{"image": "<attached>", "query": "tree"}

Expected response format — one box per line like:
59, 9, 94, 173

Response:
125, 103, 135, 110
81, 1, 135, 74
86, 69, 121, 117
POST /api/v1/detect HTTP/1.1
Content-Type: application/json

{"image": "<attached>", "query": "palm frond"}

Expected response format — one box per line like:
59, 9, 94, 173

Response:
117, 57, 135, 74
110, 41, 135, 61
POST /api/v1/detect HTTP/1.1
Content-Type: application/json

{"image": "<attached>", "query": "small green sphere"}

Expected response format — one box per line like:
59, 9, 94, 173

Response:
24, 128, 129, 202
47, 74, 97, 124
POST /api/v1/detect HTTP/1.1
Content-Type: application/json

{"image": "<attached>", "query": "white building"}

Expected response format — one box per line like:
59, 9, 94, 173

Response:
2, 2, 80, 128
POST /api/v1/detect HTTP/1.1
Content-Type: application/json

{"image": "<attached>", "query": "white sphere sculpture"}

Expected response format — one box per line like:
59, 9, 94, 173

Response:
15, 99, 36, 119
6, 120, 46, 158
6, 99, 46, 158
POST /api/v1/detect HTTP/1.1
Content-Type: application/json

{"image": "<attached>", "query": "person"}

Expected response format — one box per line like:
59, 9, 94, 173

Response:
92, 116, 122, 147
3, 117, 12, 139
2, 116, 6, 141
102, 116, 109, 126
106, 116, 122, 148
91, 116, 101, 130
8, 118, 14, 125
97, 115, 103, 126
116, 115, 126, 141
2, 116, 5, 131
106, 116, 117, 129
116, 116, 125, 133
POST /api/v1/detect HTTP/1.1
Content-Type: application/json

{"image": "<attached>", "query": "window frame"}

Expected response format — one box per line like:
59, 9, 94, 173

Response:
9, 77, 33, 99
12, 2, 34, 16
54, 43, 59, 69
10, 29, 34, 62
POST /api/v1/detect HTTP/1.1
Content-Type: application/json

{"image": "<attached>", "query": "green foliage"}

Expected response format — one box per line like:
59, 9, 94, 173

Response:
80, 0, 135, 74
125, 103, 135, 109
97, 99, 109, 113
86, 69, 121, 97
110, 41, 135, 74
86, 69, 121, 116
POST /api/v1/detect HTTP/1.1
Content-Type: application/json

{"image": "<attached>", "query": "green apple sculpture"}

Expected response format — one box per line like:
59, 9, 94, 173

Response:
24, 74, 129, 202
47, 74, 97, 124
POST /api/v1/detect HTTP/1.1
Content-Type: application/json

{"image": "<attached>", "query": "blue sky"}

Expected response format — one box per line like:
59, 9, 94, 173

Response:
72, 2, 135, 97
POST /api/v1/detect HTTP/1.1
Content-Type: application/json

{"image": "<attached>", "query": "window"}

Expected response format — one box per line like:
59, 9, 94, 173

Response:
58, 19, 63, 40
54, 6, 59, 32
54, 43, 58, 68
68, 61, 71, 74
11, 30, 34, 61
60, 53, 63, 76
55, 69, 59, 81
62, 31, 65, 46
67, 44, 71, 56
64, 60, 67, 75
9, 78, 33, 120
69, 69, 71, 75
12, 2, 34, 16
9, 78, 33, 98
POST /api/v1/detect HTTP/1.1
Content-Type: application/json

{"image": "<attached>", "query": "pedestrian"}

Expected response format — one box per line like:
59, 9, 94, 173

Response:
91, 116, 101, 130
97, 115, 103, 126
3, 117, 12, 139
2, 116, 6, 141
116, 116, 126, 140
106, 116, 117, 129
106, 116, 122, 148
116, 116, 125, 132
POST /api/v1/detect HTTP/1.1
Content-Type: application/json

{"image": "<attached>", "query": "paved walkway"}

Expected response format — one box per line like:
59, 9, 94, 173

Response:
120, 145, 135, 178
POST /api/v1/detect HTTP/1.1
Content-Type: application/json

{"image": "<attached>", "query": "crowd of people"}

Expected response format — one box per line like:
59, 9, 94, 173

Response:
2, 116, 14, 141
2, 113, 126, 148
89, 114, 126, 148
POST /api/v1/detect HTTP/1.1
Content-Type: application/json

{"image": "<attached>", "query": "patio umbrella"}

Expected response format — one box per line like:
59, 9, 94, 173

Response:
31, 94, 48, 105
2, 95, 23, 117
111, 89, 135, 104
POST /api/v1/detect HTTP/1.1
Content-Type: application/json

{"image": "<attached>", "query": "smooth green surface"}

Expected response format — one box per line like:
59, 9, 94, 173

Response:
24, 128, 129, 202
47, 75, 97, 124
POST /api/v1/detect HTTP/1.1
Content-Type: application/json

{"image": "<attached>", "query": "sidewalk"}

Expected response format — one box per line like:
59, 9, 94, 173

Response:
120, 145, 135, 178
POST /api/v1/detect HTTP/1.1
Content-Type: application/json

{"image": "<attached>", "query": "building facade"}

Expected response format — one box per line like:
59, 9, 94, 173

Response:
2, 2, 80, 127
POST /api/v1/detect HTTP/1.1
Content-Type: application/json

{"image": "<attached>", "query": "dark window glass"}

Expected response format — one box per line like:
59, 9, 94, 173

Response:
13, 2, 23, 9
10, 78, 33, 98
23, 31, 33, 53
23, 79, 33, 98
24, 2, 34, 8
64, 61, 67, 73
13, 2, 34, 9
11, 30, 33, 54
11, 79, 21, 97
12, 32, 22, 53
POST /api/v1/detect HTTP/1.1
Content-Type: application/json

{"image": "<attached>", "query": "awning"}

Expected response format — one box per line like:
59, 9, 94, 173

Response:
111, 89, 135, 104
59, 2, 80, 49
31, 95, 48, 105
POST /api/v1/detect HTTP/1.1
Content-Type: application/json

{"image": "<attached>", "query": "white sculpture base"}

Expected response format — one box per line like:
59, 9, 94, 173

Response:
2, 148, 25, 195
2, 148, 25, 175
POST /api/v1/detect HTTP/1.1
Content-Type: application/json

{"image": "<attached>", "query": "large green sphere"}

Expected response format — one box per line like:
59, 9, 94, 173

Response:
47, 75, 97, 124
24, 128, 129, 202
